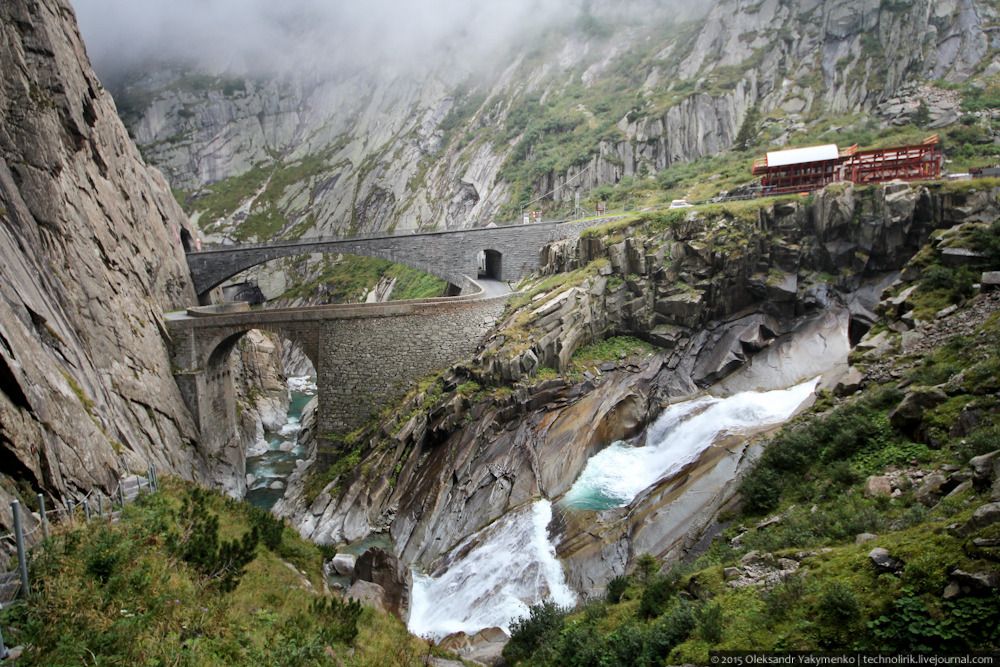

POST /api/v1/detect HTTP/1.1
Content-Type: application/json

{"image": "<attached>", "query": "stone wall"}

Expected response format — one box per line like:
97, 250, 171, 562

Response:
187, 219, 597, 298
169, 290, 509, 474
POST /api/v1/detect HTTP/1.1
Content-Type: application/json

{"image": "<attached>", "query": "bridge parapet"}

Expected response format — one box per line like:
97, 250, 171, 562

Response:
167, 286, 509, 472
185, 219, 596, 300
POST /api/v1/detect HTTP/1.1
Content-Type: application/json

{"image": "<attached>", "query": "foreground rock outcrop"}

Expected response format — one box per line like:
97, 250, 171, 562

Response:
0, 0, 202, 530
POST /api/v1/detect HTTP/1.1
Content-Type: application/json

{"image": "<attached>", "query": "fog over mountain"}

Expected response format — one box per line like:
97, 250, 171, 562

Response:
70, 0, 703, 85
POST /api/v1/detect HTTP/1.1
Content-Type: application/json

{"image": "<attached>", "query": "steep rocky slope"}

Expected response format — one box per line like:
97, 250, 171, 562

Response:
114, 0, 997, 244
276, 181, 1000, 607
0, 0, 203, 529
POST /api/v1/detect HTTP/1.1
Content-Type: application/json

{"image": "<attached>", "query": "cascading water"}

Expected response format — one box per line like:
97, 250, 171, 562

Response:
561, 378, 820, 511
246, 375, 316, 509
406, 378, 820, 641
408, 500, 577, 640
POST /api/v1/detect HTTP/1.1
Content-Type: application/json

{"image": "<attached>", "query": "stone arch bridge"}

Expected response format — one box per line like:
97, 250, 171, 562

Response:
187, 220, 595, 302
169, 219, 597, 466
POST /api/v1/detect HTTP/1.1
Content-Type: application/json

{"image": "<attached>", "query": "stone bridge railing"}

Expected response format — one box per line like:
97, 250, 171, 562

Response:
167, 276, 509, 469
185, 219, 598, 300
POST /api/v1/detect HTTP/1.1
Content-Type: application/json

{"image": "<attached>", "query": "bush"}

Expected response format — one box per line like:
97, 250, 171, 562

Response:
606, 575, 630, 603
639, 574, 676, 619
311, 596, 363, 645
167, 487, 259, 592
697, 602, 724, 643
248, 505, 284, 551
504, 601, 567, 664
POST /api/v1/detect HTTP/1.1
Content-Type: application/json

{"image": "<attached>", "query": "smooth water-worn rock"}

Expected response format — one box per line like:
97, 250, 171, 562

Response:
0, 0, 205, 530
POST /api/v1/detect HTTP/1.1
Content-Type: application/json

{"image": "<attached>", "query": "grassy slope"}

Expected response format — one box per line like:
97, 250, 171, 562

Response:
502, 222, 1000, 665
0, 479, 440, 666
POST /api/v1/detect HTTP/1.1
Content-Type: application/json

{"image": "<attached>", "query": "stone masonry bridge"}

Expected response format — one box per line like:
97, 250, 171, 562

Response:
186, 219, 595, 302
169, 219, 598, 468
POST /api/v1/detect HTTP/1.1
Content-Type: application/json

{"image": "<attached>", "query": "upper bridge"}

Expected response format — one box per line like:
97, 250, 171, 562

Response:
170, 217, 601, 492
186, 219, 597, 301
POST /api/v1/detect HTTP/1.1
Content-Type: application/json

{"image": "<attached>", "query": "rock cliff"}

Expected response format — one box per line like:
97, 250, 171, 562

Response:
0, 0, 203, 529
112, 0, 996, 242
276, 181, 999, 599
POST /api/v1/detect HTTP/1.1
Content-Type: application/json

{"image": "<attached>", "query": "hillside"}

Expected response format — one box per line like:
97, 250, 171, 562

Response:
0, 479, 436, 665
113, 0, 998, 245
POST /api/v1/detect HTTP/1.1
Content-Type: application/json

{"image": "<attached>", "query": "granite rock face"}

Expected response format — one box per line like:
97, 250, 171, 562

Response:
0, 0, 203, 529
116, 0, 996, 243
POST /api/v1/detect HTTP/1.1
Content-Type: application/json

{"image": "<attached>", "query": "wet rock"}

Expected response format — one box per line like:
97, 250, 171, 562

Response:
869, 547, 902, 573
345, 580, 387, 614
331, 553, 357, 577
864, 476, 893, 498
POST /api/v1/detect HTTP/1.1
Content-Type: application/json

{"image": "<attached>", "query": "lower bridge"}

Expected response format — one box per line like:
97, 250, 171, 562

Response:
167, 277, 509, 464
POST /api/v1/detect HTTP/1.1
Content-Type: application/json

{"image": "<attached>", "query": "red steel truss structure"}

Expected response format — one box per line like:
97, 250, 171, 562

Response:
752, 135, 943, 195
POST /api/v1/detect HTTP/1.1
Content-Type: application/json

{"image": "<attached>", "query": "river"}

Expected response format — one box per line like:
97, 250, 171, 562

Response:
246, 375, 316, 510
407, 378, 819, 639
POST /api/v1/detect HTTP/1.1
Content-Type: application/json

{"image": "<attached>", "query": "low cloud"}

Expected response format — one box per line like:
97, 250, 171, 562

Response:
70, 0, 707, 85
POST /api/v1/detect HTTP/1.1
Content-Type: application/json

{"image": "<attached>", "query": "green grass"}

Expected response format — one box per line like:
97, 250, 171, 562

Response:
569, 336, 656, 371
278, 254, 447, 304
0, 478, 433, 666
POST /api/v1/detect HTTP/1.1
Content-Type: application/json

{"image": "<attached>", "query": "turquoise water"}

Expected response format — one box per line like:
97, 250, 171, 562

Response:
561, 379, 820, 512
246, 378, 315, 510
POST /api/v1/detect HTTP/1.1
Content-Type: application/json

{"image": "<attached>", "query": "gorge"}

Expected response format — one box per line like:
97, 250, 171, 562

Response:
1, 0, 999, 663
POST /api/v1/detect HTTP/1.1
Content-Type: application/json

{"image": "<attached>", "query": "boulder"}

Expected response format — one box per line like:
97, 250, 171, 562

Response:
969, 450, 1000, 487
855, 533, 878, 545
353, 548, 408, 617
869, 547, 902, 573
864, 476, 893, 498
889, 387, 948, 441
439, 627, 509, 665
834, 367, 864, 396
345, 580, 387, 613
981, 271, 1000, 292
949, 569, 1000, 593
958, 502, 1000, 535
914, 473, 948, 507
331, 553, 357, 578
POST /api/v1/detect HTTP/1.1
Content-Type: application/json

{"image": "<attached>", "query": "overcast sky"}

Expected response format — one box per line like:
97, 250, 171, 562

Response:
71, 0, 592, 84
70, 0, 706, 85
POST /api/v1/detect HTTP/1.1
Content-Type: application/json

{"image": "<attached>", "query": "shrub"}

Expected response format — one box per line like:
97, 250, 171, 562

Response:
504, 601, 567, 664
606, 574, 630, 603
697, 602, 724, 643
167, 487, 259, 592
311, 596, 363, 645
639, 574, 675, 619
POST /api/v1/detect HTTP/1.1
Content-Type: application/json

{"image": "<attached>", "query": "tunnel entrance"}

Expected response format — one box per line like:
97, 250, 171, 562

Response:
477, 250, 503, 281
180, 227, 194, 253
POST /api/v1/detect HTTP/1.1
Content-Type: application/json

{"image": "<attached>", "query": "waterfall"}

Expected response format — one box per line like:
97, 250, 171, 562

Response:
562, 378, 819, 510
407, 378, 819, 641
408, 500, 576, 640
